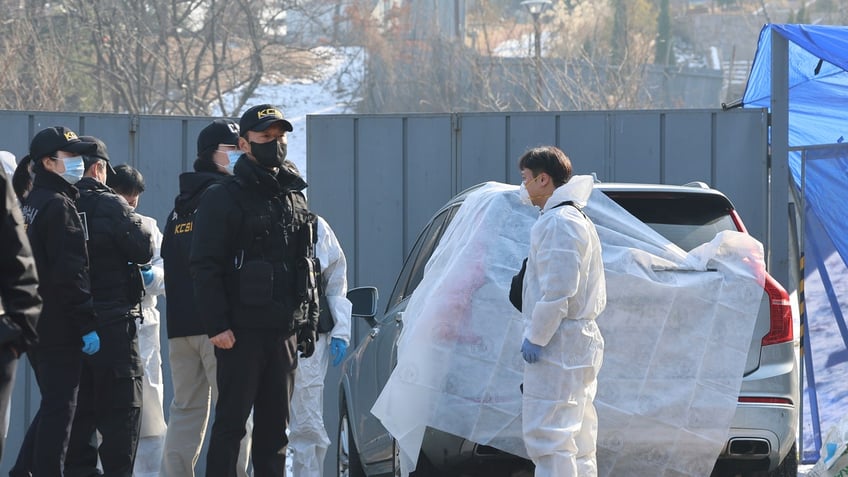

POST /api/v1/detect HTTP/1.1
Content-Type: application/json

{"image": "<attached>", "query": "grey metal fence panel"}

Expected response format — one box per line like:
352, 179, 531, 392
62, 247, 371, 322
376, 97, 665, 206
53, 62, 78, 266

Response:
0, 112, 31, 158
405, 116, 455, 255
306, 115, 357, 267
559, 112, 609, 179
136, 117, 190, 225
664, 111, 713, 184
714, 110, 770, 245
508, 114, 559, 180
78, 114, 134, 161
355, 117, 406, 312
458, 115, 508, 189
610, 112, 662, 183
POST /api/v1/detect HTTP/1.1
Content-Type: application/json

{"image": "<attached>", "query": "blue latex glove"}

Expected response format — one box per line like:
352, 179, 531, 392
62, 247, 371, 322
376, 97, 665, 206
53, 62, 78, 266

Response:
82, 331, 100, 355
330, 337, 348, 367
521, 338, 542, 364
140, 266, 154, 286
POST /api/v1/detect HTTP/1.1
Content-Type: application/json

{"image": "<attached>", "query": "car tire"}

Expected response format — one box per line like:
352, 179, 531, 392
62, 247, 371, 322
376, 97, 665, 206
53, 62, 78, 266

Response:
338, 401, 365, 477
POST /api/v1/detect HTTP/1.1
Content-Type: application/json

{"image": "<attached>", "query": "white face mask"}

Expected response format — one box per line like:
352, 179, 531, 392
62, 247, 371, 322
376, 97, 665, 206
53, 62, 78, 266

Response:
518, 182, 533, 206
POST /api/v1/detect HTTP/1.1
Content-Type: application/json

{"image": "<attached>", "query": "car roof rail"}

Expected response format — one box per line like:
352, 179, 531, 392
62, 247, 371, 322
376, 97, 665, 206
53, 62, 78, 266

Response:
682, 181, 710, 189
591, 172, 600, 183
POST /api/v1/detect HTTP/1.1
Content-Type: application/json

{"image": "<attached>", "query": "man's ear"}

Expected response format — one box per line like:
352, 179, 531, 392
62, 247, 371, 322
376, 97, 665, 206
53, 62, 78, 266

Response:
238, 136, 250, 152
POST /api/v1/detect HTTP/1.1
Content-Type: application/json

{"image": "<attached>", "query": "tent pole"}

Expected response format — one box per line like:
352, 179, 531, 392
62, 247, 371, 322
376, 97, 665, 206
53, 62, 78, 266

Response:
793, 151, 822, 464
770, 27, 790, 289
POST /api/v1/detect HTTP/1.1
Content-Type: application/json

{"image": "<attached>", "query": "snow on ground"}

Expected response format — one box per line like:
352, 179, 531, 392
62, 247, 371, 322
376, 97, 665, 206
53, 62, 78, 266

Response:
493, 31, 554, 58
213, 46, 365, 180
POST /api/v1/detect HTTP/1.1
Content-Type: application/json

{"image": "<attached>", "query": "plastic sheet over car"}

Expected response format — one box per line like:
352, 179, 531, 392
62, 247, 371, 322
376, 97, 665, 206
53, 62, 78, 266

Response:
371, 181, 767, 477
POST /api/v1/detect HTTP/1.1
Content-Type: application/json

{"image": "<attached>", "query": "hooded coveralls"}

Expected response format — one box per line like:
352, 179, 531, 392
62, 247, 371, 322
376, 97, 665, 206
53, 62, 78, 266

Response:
521, 175, 606, 477
134, 213, 167, 477
288, 216, 352, 477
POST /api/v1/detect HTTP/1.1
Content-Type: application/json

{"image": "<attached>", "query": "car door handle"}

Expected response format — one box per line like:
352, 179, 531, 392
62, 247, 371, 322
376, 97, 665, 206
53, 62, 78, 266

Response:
369, 327, 380, 338
396, 312, 403, 323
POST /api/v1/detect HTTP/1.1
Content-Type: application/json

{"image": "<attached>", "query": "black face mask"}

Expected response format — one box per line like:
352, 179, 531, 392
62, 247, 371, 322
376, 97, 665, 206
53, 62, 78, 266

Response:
249, 139, 287, 168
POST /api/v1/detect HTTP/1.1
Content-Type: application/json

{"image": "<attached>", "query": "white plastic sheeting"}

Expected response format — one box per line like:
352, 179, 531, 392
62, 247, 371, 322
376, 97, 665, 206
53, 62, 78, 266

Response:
371, 181, 767, 477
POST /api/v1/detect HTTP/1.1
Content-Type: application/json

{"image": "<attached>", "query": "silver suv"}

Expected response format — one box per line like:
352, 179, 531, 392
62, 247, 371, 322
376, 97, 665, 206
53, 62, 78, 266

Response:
339, 181, 798, 477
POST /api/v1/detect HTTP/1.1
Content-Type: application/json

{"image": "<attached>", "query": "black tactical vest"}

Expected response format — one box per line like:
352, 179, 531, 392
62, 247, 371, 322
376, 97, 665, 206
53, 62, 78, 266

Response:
224, 177, 320, 333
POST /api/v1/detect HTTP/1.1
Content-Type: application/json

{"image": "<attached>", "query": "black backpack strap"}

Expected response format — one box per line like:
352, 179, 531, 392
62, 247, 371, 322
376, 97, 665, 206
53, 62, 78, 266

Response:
551, 200, 587, 219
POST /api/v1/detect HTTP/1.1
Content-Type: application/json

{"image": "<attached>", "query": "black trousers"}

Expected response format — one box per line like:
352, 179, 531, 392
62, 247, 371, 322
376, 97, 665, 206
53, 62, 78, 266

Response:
10, 346, 83, 477
64, 320, 143, 477
206, 329, 298, 477
0, 345, 19, 464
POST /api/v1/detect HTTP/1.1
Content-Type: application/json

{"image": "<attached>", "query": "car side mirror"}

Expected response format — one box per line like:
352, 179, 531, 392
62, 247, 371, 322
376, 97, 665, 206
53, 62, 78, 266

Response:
348, 286, 378, 319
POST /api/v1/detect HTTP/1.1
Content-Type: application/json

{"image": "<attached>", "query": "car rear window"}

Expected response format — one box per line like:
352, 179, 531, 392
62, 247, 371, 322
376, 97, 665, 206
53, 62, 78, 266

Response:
602, 192, 739, 251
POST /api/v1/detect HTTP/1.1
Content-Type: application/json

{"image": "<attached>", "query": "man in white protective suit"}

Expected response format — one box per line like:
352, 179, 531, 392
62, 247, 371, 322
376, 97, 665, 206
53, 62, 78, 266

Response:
289, 215, 352, 477
108, 164, 168, 477
517, 146, 606, 477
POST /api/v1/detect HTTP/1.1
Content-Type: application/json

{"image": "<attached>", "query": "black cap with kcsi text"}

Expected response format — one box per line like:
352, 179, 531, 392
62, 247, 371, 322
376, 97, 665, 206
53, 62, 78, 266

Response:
239, 104, 293, 135
29, 126, 97, 161
197, 119, 240, 156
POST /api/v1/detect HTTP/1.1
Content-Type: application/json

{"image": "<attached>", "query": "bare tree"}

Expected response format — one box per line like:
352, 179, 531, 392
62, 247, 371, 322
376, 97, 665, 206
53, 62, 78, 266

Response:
0, 0, 342, 115
353, 0, 666, 113
0, 2, 74, 110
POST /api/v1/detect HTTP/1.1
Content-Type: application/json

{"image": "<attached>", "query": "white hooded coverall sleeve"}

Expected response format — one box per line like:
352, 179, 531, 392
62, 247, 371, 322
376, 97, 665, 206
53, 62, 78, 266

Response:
289, 215, 352, 477
524, 213, 589, 346
316, 216, 352, 343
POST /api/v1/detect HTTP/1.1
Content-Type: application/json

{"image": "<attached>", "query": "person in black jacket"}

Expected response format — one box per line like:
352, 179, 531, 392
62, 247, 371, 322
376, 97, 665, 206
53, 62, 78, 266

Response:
10, 126, 101, 477
160, 119, 252, 477
0, 165, 41, 464
190, 104, 319, 477
63, 136, 153, 477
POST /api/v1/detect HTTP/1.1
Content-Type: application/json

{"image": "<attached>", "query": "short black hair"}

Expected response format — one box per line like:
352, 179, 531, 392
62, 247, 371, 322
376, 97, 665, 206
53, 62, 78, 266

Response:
518, 146, 573, 187
109, 164, 145, 195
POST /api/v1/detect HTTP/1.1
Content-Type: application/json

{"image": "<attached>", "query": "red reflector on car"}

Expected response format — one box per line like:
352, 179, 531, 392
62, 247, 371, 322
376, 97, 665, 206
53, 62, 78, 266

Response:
729, 209, 748, 234
738, 396, 794, 405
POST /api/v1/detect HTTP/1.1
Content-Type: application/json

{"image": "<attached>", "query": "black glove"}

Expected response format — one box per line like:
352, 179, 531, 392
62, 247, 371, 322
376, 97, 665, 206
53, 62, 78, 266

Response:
297, 328, 317, 358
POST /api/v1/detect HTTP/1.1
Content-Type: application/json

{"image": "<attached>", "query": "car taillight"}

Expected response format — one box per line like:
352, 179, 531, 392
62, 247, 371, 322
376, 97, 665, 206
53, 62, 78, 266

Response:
761, 275, 793, 346
728, 209, 791, 346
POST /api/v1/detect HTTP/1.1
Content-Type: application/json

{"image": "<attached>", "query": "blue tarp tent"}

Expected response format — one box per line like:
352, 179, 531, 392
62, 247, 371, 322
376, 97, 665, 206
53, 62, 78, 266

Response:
743, 23, 848, 464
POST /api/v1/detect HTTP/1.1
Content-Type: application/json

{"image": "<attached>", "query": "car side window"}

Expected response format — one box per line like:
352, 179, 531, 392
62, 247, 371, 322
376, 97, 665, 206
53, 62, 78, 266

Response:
386, 223, 431, 311
402, 206, 458, 298
385, 206, 457, 312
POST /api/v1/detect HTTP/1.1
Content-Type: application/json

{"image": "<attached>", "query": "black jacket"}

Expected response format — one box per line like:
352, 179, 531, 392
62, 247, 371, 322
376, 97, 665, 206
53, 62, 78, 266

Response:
0, 168, 41, 351
161, 171, 226, 338
190, 156, 317, 337
75, 177, 153, 325
20, 170, 97, 349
